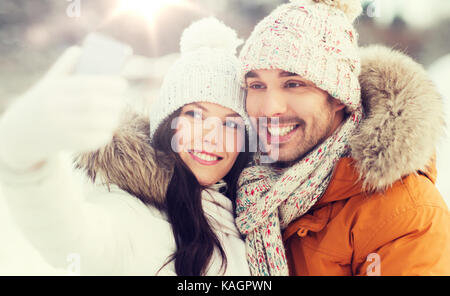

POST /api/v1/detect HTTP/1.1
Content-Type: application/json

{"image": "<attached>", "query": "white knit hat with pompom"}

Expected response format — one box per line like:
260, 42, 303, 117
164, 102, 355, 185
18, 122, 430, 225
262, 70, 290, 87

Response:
240, 0, 363, 111
149, 17, 247, 138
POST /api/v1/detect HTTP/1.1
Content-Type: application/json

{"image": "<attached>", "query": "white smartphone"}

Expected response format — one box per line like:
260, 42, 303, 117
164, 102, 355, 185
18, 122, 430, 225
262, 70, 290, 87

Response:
75, 33, 133, 75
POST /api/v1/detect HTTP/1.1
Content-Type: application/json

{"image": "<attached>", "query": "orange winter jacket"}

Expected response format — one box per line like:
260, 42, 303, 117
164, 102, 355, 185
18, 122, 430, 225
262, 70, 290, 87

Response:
283, 158, 450, 276
283, 45, 450, 276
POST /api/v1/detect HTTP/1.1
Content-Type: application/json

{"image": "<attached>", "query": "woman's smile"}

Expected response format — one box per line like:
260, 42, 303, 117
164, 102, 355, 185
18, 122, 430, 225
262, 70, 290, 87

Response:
189, 150, 223, 166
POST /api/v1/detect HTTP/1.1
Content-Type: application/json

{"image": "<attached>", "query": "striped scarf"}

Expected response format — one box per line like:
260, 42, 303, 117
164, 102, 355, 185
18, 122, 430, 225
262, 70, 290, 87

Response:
235, 107, 362, 275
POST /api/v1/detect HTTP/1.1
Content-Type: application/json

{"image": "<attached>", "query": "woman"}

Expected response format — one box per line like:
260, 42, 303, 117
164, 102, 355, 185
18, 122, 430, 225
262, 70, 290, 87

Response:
0, 18, 251, 275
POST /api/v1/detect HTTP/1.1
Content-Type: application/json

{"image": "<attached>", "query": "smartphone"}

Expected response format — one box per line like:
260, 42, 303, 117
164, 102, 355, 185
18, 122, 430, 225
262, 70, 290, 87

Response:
75, 33, 133, 75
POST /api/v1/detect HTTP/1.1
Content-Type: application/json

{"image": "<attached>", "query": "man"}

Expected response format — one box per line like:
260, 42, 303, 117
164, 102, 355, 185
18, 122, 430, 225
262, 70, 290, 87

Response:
235, 0, 450, 276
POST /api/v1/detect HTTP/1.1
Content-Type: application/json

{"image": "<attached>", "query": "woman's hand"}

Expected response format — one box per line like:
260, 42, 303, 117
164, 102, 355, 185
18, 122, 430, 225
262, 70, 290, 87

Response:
0, 46, 128, 171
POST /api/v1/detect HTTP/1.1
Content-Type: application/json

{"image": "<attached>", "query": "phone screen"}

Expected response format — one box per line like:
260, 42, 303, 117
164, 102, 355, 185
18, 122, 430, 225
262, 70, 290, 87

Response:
75, 33, 133, 75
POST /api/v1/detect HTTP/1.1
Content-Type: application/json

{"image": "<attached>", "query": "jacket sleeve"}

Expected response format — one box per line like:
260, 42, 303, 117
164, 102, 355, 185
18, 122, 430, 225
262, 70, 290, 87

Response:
0, 151, 170, 275
353, 205, 450, 276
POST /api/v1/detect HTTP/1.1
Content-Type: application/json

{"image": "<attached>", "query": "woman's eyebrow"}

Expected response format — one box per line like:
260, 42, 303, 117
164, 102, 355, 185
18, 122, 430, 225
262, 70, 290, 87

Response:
245, 71, 258, 78
190, 102, 208, 112
279, 71, 299, 77
189, 103, 240, 119
225, 113, 241, 118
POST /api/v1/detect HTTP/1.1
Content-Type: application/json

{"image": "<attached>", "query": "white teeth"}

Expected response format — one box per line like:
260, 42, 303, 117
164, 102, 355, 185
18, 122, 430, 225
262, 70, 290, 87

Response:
268, 125, 296, 137
192, 152, 219, 162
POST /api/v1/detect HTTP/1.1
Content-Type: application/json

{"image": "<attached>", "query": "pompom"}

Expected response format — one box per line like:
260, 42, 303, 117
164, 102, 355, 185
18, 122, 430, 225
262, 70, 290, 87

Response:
290, 0, 363, 23
180, 17, 243, 55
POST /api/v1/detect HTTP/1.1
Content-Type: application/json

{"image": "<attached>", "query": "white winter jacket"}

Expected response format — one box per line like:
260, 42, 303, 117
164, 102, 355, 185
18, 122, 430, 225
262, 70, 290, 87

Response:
0, 112, 250, 276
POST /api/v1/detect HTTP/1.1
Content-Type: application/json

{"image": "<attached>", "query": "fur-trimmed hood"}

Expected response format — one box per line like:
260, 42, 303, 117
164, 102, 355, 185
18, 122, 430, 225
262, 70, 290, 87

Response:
351, 45, 445, 191
74, 45, 445, 206
74, 112, 174, 210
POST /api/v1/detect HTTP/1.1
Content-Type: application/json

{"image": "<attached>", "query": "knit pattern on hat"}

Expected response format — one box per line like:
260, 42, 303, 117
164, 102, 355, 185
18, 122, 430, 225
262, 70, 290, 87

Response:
239, 0, 362, 111
149, 18, 247, 138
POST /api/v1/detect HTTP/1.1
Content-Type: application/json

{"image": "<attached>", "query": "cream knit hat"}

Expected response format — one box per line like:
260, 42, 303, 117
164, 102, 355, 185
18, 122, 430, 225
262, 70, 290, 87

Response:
240, 0, 363, 111
149, 17, 247, 138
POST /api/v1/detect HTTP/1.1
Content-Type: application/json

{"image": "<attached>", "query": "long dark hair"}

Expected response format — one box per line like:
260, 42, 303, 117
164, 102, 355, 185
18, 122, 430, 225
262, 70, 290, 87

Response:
152, 108, 250, 276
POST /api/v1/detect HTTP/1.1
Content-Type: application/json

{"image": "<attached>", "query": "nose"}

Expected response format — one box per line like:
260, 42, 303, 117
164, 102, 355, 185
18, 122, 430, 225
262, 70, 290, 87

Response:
261, 89, 288, 118
201, 118, 222, 148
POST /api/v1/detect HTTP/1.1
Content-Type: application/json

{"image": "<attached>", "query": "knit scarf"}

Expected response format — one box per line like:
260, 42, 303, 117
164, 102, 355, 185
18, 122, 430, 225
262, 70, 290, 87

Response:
235, 107, 363, 275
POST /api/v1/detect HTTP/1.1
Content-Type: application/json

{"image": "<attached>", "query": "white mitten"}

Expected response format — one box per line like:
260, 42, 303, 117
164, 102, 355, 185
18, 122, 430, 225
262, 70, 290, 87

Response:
0, 46, 128, 171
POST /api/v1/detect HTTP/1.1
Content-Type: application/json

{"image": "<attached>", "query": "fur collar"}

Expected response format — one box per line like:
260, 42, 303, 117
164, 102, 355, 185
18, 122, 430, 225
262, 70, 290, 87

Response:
74, 45, 445, 204
350, 45, 444, 191
74, 112, 174, 210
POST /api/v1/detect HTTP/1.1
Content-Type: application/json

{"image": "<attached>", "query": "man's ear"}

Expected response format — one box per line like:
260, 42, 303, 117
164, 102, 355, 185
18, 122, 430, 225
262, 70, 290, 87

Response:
334, 102, 346, 112
328, 95, 346, 113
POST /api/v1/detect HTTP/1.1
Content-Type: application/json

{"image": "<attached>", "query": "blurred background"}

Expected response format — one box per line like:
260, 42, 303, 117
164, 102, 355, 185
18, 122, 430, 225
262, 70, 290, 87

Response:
1, 0, 450, 108
0, 0, 449, 275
